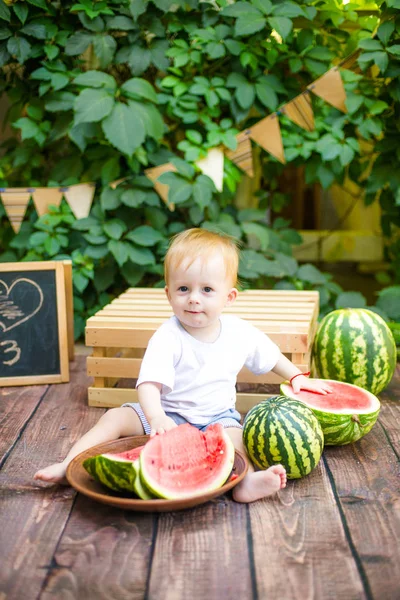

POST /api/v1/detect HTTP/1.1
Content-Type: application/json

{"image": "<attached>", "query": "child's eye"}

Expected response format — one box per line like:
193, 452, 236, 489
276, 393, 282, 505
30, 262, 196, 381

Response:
178, 286, 188, 292
203, 286, 213, 293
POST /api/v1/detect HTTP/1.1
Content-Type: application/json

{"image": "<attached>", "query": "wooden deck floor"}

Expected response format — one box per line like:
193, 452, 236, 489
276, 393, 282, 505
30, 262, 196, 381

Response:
1, 356, 399, 600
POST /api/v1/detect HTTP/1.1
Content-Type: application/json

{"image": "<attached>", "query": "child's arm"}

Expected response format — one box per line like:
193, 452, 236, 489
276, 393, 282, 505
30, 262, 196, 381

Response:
137, 381, 178, 436
271, 353, 332, 394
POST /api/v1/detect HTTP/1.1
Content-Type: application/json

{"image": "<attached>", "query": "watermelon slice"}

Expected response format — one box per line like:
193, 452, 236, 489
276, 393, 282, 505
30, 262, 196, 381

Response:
280, 379, 380, 446
83, 445, 144, 492
140, 423, 235, 499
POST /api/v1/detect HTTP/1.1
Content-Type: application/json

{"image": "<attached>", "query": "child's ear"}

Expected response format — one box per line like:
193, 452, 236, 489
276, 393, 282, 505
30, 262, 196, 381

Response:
226, 288, 238, 306
165, 286, 170, 301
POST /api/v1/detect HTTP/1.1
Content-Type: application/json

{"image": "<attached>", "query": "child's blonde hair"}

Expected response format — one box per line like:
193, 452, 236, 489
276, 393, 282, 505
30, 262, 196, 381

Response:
164, 228, 239, 286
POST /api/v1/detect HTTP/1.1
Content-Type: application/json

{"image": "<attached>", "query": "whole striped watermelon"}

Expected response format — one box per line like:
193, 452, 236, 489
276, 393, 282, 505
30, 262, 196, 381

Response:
243, 396, 324, 479
312, 308, 396, 395
280, 379, 380, 445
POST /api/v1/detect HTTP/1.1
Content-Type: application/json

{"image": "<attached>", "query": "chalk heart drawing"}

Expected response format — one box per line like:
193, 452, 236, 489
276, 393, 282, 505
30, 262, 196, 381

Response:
0, 278, 44, 333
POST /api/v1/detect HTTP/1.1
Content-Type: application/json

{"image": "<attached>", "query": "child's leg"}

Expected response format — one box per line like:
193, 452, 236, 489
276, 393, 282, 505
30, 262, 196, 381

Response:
34, 407, 145, 484
225, 427, 287, 504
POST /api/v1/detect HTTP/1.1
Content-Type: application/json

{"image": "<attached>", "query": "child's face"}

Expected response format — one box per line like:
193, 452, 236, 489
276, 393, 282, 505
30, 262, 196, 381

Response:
165, 253, 237, 338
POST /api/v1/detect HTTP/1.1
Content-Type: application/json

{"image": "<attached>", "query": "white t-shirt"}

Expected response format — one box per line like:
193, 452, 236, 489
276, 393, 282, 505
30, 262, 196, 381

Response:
136, 315, 281, 425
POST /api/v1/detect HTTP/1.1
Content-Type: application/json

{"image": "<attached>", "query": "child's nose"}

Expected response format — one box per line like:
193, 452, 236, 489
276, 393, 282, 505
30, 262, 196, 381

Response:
189, 290, 200, 303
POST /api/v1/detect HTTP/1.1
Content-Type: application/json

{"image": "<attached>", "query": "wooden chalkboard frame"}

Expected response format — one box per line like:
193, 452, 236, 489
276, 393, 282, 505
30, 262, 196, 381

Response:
0, 260, 73, 386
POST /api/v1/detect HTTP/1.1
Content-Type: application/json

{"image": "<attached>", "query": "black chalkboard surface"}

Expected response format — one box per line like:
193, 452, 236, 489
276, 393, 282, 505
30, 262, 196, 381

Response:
0, 261, 72, 385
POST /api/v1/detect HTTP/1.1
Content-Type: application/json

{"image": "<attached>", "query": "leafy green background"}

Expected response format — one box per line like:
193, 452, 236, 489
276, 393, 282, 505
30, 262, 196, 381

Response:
0, 0, 399, 340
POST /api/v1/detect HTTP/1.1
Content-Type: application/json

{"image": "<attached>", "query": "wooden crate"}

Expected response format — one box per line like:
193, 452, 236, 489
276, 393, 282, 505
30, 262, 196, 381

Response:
86, 288, 319, 413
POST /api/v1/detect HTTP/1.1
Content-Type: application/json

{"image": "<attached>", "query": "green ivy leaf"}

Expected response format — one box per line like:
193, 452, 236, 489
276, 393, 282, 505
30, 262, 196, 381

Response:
74, 88, 114, 124
13, 3, 29, 24
7, 36, 31, 63
236, 81, 255, 109
100, 186, 121, 210
127, 243, 155, 265
296, 264, 327, 284
73, 70, 117, 91
121, 77, 158, 103
242, 222, 270, 251
65, 31, 93, 56
108, 240, 129, 266
20, 23, 47, 39
126, 225, 164, 246
12, 117, 40, 139
268, 16, 293, 40
93, 34, 117, 68
0, 1, 11, 22
103, 219, 127, 240
45, 92, 76, 112
335, 291, 367, 310
168, 178, 193, 204
255, 81, 278, 110
128, 45, 151, 75
102, 101, 145, 155
130, 0, 147, 21
234, 13, 266, 37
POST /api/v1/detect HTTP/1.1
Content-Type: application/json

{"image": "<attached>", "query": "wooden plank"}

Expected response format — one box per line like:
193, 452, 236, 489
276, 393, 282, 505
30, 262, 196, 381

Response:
88, 386, 137, 407
0, 356, 103, 600
321, 374, 400, 600
147, 499, 253, 598
0, 384, 48, 464
86, 356, 308, 383
39, 494, 154, 600
86, 326, 311, 352
248, 468, 365, 599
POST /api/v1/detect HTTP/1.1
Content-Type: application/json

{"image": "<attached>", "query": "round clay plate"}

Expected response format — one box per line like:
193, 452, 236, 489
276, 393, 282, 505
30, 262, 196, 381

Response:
66, 435, 249, 512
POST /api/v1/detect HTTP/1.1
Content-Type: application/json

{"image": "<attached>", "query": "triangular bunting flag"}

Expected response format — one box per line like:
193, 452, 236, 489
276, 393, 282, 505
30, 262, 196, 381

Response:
225, 132, 254, 178
0, 190, 31, 233
281, 92, 314, 131
144, 163, 177, 209
196, 147, 224, 192
247, 114, 285, 164
32, 188, 63, 217
308, 67, 347, 113
63, 183, 95, 219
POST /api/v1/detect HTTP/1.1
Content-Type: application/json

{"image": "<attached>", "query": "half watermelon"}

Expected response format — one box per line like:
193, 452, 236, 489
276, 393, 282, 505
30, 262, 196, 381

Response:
280, 379, 380, 446
83, 445, 144, 492
140, 423, 235, 499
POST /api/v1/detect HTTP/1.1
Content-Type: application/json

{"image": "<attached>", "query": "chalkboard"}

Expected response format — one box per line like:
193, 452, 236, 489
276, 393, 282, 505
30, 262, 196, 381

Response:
0, 261, 72, 386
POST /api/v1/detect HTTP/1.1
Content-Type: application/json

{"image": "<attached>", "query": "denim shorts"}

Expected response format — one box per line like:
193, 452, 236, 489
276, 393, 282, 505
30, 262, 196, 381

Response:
122, 402, 242, 435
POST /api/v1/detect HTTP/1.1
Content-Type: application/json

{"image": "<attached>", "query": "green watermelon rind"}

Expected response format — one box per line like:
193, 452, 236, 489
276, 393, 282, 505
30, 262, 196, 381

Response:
242, 396, 324, 480
139, 430, 235, 500
280, 380, 381, 446
83, 454, 136, 492
132, 459, 156, 500
312, 308, 396, 395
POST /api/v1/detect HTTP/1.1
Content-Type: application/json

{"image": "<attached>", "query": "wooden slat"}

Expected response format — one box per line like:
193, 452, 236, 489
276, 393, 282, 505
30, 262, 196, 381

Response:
40, 495, 154, 600
147, 500, 253, 599
88, 386, 137, 407
87, 356, 308, 384
0, 356, 103, 600
0, 384, 48, 463
248, 468, 366, 599
86, 326, 312, 352
321, 374, 400, 600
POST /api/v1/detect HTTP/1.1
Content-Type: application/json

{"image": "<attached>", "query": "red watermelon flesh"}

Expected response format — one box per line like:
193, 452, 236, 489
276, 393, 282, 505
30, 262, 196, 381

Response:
110, 446, 144, 461
140, 423, 235, 499
281, 379, 378, 413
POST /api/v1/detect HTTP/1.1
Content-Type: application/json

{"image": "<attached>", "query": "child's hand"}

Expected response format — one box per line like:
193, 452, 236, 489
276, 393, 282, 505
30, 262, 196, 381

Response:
149, 415, 178, 437
291, 375, 332, 395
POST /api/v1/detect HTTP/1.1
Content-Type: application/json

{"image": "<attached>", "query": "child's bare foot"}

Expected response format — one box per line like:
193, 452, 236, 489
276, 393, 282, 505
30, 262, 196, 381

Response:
34, 462, 68, 485
233, 464, 287, 503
